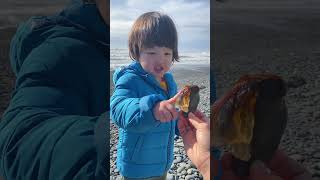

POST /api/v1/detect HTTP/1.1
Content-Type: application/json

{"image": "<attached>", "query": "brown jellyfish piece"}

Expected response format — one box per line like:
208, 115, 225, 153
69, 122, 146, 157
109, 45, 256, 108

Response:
211, 74, 288, 176
176, 85, 200, 117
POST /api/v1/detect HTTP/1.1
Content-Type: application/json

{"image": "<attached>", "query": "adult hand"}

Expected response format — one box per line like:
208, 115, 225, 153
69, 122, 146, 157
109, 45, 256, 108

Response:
178, 110, 210, 179
153, 91, 182, 122
220, 150, 312, 180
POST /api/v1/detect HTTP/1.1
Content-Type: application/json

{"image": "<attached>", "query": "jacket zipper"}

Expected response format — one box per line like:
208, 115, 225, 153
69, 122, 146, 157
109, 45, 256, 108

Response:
140, 71, 173, 172
164, 83, 172, 172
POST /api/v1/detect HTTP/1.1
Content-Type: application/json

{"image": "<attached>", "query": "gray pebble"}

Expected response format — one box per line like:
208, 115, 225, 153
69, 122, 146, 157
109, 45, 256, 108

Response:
174, 156, 183, 164
167, 173, 175, 180
179, 162, 187, 167
177, 166, 185, 173
187, 168, 197, 174
181, 170, 187, 175
290, 154, 303, 161
185, 174, 198, 180
313, 152, 320, 159
114, 168, 119, 173
174, 147, 180, 153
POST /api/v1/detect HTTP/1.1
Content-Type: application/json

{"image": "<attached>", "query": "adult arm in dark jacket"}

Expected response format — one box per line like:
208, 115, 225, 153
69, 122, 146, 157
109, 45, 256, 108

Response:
0, 28, 109, 180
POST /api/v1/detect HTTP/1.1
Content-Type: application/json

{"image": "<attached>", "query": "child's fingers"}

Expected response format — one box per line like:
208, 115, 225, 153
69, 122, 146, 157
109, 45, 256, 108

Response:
166, 103, 178, 120
167, 90, 183, 104
163, 109, 173, 122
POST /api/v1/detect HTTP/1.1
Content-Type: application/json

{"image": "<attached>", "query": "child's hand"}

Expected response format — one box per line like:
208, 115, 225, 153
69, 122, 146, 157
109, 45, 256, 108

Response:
153, 91, 183, 122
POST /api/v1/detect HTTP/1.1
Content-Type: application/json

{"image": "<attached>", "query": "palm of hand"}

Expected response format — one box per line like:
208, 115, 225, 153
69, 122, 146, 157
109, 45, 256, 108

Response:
178, 111, 210, 169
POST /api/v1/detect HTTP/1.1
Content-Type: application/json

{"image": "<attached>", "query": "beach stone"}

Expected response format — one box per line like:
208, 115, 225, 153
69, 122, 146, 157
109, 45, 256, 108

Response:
313, 152, 320, 159
174, 147, 180, 153
179, 162, 187, 167
185, 163, 191, 169
177, 166, 185, 173
187, 168, 197, 174
181, 170, 187, 175
176, 141, 184, 147
167, 174, 175, 180
291, 154, 303, 161
185, 174, 198, 180
174, 156, 183, 164
114, 168, 119, 173
170, 162, 176, 169
315, 162, 320, 170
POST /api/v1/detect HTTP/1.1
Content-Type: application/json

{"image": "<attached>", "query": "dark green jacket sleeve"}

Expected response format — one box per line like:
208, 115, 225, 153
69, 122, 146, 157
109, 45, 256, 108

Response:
0, 110, 108, 180
0, 36, 108, 180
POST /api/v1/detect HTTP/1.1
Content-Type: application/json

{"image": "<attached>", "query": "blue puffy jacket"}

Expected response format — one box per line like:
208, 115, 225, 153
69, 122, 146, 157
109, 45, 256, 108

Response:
110, 61, 179, 178
0, 0, 109, 179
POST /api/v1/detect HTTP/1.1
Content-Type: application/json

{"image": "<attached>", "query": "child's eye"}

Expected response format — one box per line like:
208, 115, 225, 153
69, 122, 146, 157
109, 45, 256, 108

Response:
146, 52, 156, 55
165, 53, 172, 56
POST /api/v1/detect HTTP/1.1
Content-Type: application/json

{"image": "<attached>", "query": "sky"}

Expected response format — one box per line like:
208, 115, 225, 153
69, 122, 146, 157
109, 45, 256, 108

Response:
110, 0, 210, 52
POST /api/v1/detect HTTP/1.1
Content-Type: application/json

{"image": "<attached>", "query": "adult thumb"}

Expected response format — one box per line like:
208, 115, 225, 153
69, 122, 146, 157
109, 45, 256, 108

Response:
188, 112, 206, 129
249, 160, 282, 180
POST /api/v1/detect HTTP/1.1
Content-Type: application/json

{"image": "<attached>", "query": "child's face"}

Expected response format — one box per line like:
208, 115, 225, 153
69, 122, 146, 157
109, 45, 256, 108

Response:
139, 46, 173, 81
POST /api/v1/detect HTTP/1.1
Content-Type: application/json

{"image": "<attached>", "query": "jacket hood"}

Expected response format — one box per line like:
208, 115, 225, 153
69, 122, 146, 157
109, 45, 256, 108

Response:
113, 61, 148, 85
9, 0, 109, 75
113, 61, 176, 96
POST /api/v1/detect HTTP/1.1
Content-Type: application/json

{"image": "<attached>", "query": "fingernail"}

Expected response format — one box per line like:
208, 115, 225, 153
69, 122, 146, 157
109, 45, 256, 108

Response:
251, 160, 271, 175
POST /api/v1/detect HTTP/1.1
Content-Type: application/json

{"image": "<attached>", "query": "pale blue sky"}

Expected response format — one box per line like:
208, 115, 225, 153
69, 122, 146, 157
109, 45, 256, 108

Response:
110, 0, 210, 52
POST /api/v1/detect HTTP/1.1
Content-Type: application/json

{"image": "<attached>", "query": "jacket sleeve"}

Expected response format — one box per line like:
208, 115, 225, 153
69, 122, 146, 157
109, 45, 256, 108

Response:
0, 38, 108, 179
0, 109, 108, 180
110, 75, 165, 133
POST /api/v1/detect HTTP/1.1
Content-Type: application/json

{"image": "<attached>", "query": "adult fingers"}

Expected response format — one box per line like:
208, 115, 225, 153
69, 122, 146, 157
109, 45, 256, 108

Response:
267, 150, 312, 180
221, 153, 234, 170
249, 160, 282, 180
188, 112, 209, 130
178, 112, 193, 136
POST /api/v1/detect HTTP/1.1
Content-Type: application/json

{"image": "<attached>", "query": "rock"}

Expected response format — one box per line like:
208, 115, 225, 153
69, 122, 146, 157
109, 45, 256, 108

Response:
179, 162, 187, 167
114, 168, 119, 173
174, 156, 183, 164
187, 168, 197, 174
185, 174, 198, 180
170, 162, 176, 169
313, 152, 320, 159
177, 166, 185, 173
167, 173, 175, 180
287, 76, 306, 88
315, 162, 320, 170
174, 147, 180, 153
175, 141, 184, 147
181, 170, 187, 175
290, 154, 303, 161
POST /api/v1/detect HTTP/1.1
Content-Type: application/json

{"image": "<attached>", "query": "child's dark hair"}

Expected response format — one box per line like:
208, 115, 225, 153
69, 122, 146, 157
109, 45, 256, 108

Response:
128, 11, 179, 62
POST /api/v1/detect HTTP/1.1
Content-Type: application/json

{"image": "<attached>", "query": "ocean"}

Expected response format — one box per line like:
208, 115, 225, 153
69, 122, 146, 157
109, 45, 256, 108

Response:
110, 48, 210, 71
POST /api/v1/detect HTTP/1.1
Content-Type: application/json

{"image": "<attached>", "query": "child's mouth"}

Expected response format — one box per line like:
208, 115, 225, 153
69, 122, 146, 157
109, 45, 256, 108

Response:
154, 66, 164, 74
